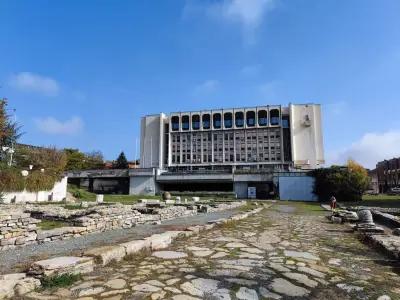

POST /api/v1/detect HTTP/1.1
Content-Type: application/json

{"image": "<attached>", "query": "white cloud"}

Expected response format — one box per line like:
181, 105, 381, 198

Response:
9, 72, 60, 96
35, 116, 84, 135
184, 0, 277, 42
327, 130, 400, 169
194, 79, 220, 94
218, 0, 276, 31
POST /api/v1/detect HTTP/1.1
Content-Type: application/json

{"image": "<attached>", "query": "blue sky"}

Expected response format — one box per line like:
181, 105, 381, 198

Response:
1, 0, 400, 168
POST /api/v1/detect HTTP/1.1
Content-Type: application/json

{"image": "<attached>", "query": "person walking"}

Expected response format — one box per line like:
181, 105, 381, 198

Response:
330, 195, 337, 211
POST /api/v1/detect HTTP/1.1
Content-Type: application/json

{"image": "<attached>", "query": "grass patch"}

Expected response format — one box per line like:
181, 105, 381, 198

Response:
363, 194, 400, 201
218, 219, 240, 230
67, 185, 159, 204
293, 202, 325, 215
124, 248, 152, 262
339, 194, 400, 209
37, 220, 69, 230
63, 204, 83, 210
41, 273, 81, 289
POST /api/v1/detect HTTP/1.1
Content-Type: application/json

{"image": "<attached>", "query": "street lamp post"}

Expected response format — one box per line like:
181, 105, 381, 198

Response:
21, 170, 29, 203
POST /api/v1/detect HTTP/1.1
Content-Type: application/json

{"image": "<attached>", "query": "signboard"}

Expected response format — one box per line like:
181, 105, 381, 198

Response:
247, 187, 256, 199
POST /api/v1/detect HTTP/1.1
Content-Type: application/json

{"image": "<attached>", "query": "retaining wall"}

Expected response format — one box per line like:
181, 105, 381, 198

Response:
0, 201, 243, 251
1, 177, 67, 203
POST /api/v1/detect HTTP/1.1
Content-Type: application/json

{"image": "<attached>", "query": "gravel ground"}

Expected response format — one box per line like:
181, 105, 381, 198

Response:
0, 210, 237, 274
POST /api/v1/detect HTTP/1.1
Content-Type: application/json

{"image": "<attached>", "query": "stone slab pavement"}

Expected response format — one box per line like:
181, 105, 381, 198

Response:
14, 203, 400, 299
0, 210, 237, 274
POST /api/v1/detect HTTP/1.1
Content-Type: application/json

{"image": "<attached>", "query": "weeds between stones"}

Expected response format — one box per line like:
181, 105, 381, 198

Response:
40, 273, 82, 289
124, 247, 152, 262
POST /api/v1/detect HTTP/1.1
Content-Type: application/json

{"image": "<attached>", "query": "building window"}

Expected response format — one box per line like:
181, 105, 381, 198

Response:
171, 116, 179, 131
213, 113, 221, 129
192, 114, 200, 130
282, 115, 290, 128
246, 111, 256, 127
235, 112, 244, 127
202, 114, 210, 129
258, 110, 268, 126
182, 115, 190, 130
270, 109, 280, 126
224, 112, 233, 128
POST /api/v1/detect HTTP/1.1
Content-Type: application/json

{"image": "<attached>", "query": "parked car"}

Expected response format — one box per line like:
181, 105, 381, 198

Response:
387, 187, 400, 195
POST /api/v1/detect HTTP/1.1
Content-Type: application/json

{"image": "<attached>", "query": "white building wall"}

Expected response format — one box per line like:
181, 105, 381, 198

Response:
289, 104, 324, 169
140, 114, 164, 169
129, 176, 159, 195
2, 176, 68, 203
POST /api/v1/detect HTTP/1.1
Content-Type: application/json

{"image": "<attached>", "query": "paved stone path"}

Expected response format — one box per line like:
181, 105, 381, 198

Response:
23, 203, 400, 299
0, 210, 237, 274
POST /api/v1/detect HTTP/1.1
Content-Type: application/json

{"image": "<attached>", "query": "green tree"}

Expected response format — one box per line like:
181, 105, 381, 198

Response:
64, 148, 86, 170
64, 149, 104, 170
83, 151, 104, 169
311, 160, 370, 202
113, 151, 128, 169
0, 98, 22, 166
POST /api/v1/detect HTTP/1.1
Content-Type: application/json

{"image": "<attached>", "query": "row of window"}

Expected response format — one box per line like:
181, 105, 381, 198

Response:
171, 109, 284, 131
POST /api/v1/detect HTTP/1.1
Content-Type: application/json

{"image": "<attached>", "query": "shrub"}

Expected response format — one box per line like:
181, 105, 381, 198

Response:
311, 159, 370, 202
0, 167, 62, 193
72, 189, 82, 199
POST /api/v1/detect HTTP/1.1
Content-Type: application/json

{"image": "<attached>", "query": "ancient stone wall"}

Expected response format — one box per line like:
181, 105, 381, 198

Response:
0, 208, 40, 251
0, 201, 242, 251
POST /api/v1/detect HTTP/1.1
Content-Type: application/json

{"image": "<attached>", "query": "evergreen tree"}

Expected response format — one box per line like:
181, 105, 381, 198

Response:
113, 151, 128, 169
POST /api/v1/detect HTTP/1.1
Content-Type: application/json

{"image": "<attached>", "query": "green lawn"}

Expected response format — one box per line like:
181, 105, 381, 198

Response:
341, 194, 400, 208
68, 185, 160, 204
362, 194, 400, 201
37, 220, 69, 230
67, 185, 239, 205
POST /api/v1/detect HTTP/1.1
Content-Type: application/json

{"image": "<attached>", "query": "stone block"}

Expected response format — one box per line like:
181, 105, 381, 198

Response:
29, 256, 94, 277
84, 245, 126, 265
146, 233, 172, 250
331, 216, 342, 224
14, 277, 41, 296
0, 237, 16, 246
120, 239, 150, 255
0, 279, 16, 299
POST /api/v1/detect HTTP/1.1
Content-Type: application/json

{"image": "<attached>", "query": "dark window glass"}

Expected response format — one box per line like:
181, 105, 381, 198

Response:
258, 110, 268, 126
282, 115, 290, 128
235, 112, 244, 127
270, 109, 280, 126
224, 112, 233, 128
192, 114, 200, 130
246, 111, 256, 127
171, 116, 180, 131
213, 113, 221, 129
202, 114, 210, 129
182, 115, 189, 130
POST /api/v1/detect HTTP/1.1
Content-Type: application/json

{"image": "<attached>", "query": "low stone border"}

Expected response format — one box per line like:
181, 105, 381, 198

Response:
0, 204, 266, 299
0, 201, 245, 251
360, 233, 400, 260
322, 204, 400, 261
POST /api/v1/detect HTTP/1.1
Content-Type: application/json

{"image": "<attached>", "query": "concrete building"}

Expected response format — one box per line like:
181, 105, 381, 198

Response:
376, 157, 400, 193
134, 103, 324, 199
140, 104, 324, 171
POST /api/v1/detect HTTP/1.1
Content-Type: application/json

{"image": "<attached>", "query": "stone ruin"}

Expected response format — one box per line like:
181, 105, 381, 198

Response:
355, 209, 384, 234
0, 200, 244, 251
